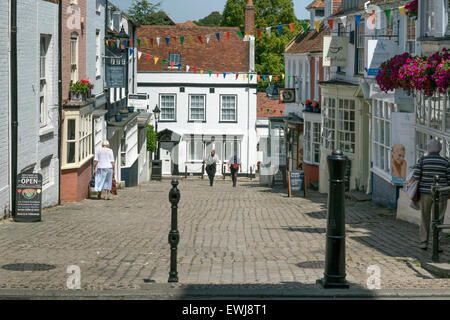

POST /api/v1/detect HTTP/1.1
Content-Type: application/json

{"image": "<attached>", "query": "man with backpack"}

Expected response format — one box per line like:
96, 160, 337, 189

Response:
228, 153, 242, 187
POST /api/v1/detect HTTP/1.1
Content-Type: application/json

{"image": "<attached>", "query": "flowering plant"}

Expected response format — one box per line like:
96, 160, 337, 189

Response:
405, 0, 418, 19
70, 78, 94, 93
376, 48, 449, 97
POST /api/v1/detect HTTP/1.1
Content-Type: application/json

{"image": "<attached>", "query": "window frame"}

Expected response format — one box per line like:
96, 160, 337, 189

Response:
159, 93, 177, 122
70, 33, 78, 83
62, 109, 93, 169
40, 35, 49, 128
219, 94, 238, 123
356, 20, 365, 75
168, 53, 181, 70
422, 0, 435, 36
372, 99, 392, 177
188, 94, 206, 122
96, 29, 101, 78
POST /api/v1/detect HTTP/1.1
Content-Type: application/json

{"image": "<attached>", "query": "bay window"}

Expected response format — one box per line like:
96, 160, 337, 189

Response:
304, 121, 321, 165
62, 106, 93, 168
322, 96, 336, 150
337, 99, 356, 153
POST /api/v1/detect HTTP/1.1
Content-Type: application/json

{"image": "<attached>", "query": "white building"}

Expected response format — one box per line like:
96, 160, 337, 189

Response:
136, 1, 257, 176
4, 0, 60, 215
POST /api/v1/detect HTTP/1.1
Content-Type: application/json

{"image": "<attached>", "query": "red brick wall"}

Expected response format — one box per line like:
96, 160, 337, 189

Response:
303, 163, 319, 188
60, 161, 92, 202
62, 0, 87, 103
245, 2, 255, 35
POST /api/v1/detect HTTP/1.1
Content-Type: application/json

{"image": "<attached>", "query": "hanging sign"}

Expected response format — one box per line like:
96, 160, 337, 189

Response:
106, 56, 127, 88
15, 173, 42, 222
367, 40, 398, 76
323, 36, 348, 67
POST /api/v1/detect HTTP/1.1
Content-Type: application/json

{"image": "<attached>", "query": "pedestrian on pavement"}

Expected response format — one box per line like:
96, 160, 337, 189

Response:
228, 152, 242, 187
413, 139, 450, 250
93, 140, 115, 200
204, 150, 219, 186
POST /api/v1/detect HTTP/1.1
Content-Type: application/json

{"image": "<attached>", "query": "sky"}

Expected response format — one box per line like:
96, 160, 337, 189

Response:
113, 0, 310, 23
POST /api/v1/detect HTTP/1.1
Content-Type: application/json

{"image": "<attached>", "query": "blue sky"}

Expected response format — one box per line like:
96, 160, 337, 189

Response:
113, 0, 309, 22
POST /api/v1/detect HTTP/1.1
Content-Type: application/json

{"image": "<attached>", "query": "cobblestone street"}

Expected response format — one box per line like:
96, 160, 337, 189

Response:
0, 177, 449, 293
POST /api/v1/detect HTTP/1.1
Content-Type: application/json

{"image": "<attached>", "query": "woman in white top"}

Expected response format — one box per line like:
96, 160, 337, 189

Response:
93, 140, 115, 200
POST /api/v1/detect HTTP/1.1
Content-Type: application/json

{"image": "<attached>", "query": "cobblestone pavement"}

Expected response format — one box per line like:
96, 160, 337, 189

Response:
0, 177, 449, 292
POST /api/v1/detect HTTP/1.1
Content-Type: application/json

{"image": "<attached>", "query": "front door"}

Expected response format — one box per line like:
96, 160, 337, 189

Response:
160, 142, 173, 175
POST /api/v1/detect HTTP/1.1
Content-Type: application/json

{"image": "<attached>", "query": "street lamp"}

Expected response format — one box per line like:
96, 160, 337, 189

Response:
153, 104, 161, 160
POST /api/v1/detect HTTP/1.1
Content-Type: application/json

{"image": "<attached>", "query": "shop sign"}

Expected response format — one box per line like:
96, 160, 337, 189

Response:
15, 173, 42, 222
367, 40, 398, 76
323, 36, 348, 67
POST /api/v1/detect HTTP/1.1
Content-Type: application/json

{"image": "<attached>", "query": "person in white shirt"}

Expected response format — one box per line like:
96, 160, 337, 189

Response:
203, 150, 219, 186
93, 140, 115, 200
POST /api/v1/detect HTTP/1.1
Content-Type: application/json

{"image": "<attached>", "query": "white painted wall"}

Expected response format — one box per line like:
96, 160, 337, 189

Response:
137, 72, 257, 174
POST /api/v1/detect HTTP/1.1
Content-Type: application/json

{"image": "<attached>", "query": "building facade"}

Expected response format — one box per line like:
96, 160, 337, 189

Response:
136, 1, 257, 176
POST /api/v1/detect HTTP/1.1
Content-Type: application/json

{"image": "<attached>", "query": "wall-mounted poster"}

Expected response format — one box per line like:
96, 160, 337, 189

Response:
391, 112, 415, 185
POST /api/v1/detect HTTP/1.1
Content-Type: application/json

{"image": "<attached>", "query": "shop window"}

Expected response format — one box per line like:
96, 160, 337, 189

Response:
337, 99, 356, 153
416, 92, 450, 132
322, 97, 336, 150
304, 122, 311, 163
372, 100, 392, 175
187, 140, 204, 161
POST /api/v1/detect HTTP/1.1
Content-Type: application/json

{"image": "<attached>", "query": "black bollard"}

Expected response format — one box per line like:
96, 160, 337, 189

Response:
432, 175, 441, 262
317, 150, 349, 289
185, 165, 187, 179
201, 163, 205, 179
223, 164, 226, 180
168, 179, 180, 282
250, 166, 253, 180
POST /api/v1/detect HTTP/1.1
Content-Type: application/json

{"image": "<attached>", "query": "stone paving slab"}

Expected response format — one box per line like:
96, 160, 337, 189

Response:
0, 177, 449, 293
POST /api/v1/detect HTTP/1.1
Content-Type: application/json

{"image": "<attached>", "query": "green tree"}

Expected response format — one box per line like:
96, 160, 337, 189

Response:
147, 125, 157, 154
128, 0, 174, 25
195, 11, 223, 26
221, 0, 300, 91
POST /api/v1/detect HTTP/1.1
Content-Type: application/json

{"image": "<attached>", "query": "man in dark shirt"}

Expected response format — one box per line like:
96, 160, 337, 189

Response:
413, 139, 450, 250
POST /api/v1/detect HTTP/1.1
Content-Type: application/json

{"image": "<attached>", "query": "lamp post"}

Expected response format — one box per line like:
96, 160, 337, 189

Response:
153, 104, 161, 160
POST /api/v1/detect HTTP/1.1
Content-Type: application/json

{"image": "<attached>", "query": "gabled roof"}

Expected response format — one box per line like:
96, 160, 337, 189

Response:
285, 25, 330, 54
137, 25, 249, 72
257, 93, 285, 118
306, 0, 325, 9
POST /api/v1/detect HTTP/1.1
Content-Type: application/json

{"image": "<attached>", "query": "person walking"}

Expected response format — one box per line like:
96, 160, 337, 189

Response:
413, 139, 450, 250
204, 150, 219, 186
228, 152, 242, 187
93, 140, 115, 200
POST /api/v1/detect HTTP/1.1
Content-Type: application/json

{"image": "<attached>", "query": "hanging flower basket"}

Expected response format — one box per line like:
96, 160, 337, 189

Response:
405, 0, 418, 19
376, 48, 449, 97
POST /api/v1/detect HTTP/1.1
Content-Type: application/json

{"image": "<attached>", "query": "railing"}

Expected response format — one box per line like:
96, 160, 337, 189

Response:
431, 176, 450, 262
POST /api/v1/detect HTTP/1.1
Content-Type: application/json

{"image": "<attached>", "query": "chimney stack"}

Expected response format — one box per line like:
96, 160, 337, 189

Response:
245, 0, 255, 35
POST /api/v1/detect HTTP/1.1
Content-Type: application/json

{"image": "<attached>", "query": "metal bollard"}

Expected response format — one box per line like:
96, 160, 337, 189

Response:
168, 179, 180, 282
432, 175, 441, 262
201, 163, 205, 179
185, 165, 187, 179
317, 150, 349, 289
249, 166, 253, 180
223, 164, 226, 180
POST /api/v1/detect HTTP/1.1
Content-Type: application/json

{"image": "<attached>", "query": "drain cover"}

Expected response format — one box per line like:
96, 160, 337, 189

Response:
296, 261, 325, 269
2, 263, 56, 271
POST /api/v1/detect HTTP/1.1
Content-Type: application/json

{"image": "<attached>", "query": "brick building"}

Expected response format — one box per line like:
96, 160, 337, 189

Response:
136, 0, 257, 176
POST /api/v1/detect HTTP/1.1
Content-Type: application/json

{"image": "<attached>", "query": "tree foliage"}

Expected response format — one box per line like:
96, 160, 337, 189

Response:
128, 0, 174, 25
195, 11, 223, 26
221, 0, 300, 91
146, 125, 157, 154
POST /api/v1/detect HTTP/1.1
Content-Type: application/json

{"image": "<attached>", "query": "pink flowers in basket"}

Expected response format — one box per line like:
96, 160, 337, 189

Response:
376, 48, 450, 97
405, 0, 418, 19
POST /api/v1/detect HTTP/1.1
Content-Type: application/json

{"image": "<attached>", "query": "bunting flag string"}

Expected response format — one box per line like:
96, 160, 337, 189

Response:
136, 48, 301, 85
